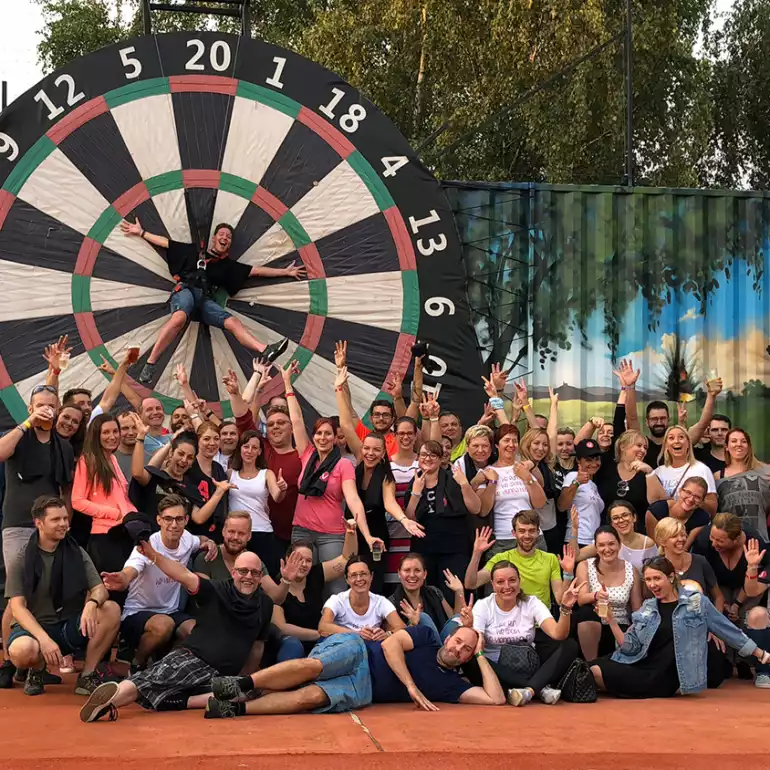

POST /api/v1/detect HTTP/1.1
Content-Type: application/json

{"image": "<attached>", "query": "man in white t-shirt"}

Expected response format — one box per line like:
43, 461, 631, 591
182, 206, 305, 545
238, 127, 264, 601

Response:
101, 495, 216, 670
557, 439, 604, 546
319, 555, 405, 641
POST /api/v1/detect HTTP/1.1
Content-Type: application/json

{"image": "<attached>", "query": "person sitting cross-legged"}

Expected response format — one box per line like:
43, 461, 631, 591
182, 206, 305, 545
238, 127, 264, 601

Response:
203, 602, 505, 717
101, 494, 217, 672
5, 496, 121, 696
79, 544, 273, 722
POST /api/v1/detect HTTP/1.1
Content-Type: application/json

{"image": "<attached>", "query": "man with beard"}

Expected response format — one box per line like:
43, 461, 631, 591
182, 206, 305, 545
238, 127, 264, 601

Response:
695, 414, 730, 476
203, 605, 505, 717
120, 220, 300, 384
170, 405, 193, 434
464, 512, 575, 608
215, 422, 239, 471
114, 410, 138, 481
79, 545, 274, 722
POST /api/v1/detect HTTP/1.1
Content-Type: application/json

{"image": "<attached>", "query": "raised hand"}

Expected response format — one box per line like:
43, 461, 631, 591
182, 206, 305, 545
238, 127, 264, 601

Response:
334, 340, 347, 369
591, 416, 605, 430
561, 579, 587, 609
490, 362, 510, 392
129, 411, 147, 440
548, 384, 559, 407
98, 355, 116, 376
612, 358, 640, 388
120, 218, 142, 237
452, 465, 469, 487
284, 260, 307, 280
677, 402, 688, 426
478, 403, 496, 426
275, 468, 288, 493
175, 363, 189, 387
706, 377, 723, 396
411, 472, 426, 496
43, 335, 70, 370
334, 365, 349, 390
28, 404, 55, 429
558, 543, 576, 576
443, 569, 464, 594
569, 505, 579, 538
576, 469, 591, 484
459, 595, 475, 627
421, 391, 440, 419
385, 370, 403, 398
744, 538, 767, 568
481, 376, 497, 399
221, 368, 240, 396
280, 550, 304, 582
473, 526, 495, 554
399, 599, 422, 626
283, 359, 301, 385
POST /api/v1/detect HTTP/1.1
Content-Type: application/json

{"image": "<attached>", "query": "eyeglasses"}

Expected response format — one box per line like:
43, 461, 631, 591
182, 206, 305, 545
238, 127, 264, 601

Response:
31, 385, 58, 396
616, 480, 629, 498
160, 515, 187, 525
347, 571, 371, 580
679, 490, 704, 502
372, 411, 392, 419
419, 452, 440, 460
648, 417, 668, 424
610, 512, 632, 523
234, 567, 263, 577
396, 431, 416, 438
267, 420, 290, 428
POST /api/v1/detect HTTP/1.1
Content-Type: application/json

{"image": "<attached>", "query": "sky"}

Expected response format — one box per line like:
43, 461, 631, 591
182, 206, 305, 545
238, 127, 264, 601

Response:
0, 0, 739, 105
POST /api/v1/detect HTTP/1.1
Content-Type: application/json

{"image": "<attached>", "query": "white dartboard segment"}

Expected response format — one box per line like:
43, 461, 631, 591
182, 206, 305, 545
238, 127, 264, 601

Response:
325, 272, 403, 332
235, 281, 311, 314
88, 277, 170, 311
0, 260, 74, 320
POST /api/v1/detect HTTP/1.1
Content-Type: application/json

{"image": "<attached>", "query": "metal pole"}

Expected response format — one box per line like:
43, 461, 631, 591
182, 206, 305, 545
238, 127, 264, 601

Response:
141, 0, 151, 34
241, 0, 251, 36
625, 0, 634, 186
1, 81, 7, 112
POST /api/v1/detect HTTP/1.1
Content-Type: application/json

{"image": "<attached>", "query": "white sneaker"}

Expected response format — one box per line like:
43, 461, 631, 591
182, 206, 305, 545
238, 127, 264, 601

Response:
755, 673, 770, 689
506, 688, 533, 707
539, 685, 562, 704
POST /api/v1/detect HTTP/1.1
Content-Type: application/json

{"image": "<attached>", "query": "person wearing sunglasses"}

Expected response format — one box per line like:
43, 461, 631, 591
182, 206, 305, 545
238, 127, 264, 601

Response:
100, 494, 217, 673
404, 440, 482, 603
79, 533, 274, 723
0, 384, 75, 689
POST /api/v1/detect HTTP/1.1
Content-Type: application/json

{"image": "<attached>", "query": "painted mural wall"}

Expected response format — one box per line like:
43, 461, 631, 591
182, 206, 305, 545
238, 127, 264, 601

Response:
445, 181, 770, 454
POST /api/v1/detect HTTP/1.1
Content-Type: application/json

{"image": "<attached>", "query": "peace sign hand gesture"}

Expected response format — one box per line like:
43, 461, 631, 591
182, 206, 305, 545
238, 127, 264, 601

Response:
561, 579, 587, 610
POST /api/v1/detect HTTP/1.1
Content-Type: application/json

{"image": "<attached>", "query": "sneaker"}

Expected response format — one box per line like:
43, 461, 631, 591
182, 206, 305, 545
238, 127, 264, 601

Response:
204, 696, 240, 719
24, 668, 45, 696
137, 361, 157, 385
79, 681, 120, 723
115, 638, 133, 665
538, 685, 562, 705
211, 675, 245, 702
75, 663, 123, 696
755, 673, 770, 689
262, 337, 289, 365
0, 662, 15, 689
13, 667, 26, 684
506, 687, 533, 707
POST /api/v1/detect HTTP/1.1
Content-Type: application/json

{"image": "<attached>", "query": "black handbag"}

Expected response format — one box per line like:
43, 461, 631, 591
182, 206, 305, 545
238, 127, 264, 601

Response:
558, 658, 597, 703
497, 643, 540, 680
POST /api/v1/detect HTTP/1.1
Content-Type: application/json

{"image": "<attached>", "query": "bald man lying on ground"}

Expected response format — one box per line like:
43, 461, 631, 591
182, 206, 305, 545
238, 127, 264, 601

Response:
79, 542, 273, 722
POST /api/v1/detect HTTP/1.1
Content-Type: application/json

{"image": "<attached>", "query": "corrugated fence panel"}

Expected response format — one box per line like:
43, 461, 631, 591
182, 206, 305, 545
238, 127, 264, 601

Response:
445, 182, 770, 457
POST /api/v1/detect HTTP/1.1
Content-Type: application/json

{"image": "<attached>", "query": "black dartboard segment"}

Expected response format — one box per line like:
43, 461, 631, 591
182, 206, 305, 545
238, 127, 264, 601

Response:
0, 31, 482, 428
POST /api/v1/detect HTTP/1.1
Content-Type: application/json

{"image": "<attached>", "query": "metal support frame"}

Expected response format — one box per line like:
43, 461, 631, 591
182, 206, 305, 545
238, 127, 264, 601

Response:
142, 0, 251, 36
624, 0, 635, 187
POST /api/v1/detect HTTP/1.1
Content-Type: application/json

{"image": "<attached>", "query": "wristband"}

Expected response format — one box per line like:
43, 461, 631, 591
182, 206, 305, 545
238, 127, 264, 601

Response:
335, 386, 345, 392
562, 573, 574, 580
280, 577, 291, 586
621, 385, 635, 391
559, 605, 573, 616
137, 436, 146, 442
52, 368, 61, 376
428, 417, 438, 422
139, 228, 145, 238
86, 597, 99, 607
190, 413, 200, 419
489, 397, 505, 410
285, 391, 296, 398
748, 573, 758, 580
474, 651, 484, 658
412, 491, 422, 498
487, 479, 498, 485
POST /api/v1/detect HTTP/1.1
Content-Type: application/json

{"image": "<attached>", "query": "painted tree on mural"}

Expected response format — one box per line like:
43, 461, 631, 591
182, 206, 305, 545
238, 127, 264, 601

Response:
452, 188, 767, 372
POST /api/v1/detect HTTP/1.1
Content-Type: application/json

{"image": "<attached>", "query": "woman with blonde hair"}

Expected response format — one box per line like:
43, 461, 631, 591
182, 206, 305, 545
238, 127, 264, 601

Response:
647, 426, 716, 516
716, 428, 770, 541
453, 424, 495, 515
594, 429, 651, 530
654, 517, 723, 609
519, 428, 560, 553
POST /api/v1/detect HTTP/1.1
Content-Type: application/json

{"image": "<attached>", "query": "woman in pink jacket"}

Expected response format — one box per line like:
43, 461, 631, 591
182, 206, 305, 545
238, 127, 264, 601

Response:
72, 413, 135, 576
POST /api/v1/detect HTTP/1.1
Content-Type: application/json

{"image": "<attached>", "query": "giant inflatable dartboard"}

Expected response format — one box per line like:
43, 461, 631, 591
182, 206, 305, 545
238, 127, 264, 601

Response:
0, 32, 482, 429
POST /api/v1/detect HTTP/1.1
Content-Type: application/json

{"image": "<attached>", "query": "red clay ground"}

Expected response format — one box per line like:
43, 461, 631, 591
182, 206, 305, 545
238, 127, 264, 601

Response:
0, 677, 767, 770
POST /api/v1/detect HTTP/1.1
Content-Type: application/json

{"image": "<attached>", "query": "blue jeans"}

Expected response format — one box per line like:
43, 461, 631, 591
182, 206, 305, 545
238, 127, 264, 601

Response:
277, 636, 307, 662
308, 634, 372, 713
418, 613, 460, 643
170, 287, 231, 327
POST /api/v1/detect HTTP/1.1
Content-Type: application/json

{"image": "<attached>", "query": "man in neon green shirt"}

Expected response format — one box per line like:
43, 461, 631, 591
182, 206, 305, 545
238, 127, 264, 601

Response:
464, 511, 575, 607
440, 413, 467, 462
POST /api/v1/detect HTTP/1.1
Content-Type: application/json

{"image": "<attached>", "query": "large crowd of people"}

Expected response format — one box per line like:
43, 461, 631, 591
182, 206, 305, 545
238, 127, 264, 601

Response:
1, 333, 770, 726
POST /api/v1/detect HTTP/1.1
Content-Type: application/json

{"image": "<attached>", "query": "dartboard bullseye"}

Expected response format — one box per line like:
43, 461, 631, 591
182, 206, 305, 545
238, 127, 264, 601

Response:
0, 31, 482, 429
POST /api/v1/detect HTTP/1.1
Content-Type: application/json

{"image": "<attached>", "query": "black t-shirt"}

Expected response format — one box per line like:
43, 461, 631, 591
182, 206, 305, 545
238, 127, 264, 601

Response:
694, 446, 726, 476
680, 553, 718, 596
129, 471, 188, 521
644, 439, 663, 469
281, 563, 326, 629
647, 500, 710, 534
366, 626, 472, 703
165, 241, 251, 297
406, 485, 467, 555
2, 433, 74, 529
691, 524, 769, 590
183, 578, 272, 675
595, 455, 648, 527
184, 460, 228, 541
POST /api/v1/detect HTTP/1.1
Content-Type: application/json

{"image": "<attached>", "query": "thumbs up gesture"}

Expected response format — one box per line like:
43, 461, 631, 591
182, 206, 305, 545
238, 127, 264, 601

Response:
276, 467, 288, 492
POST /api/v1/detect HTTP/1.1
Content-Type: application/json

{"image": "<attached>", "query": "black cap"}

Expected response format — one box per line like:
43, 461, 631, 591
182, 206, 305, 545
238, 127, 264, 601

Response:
575, 438, 602, 458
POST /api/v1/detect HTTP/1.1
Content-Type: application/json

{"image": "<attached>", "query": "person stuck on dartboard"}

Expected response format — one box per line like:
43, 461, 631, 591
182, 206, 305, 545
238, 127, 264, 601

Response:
120, 219, 305, 384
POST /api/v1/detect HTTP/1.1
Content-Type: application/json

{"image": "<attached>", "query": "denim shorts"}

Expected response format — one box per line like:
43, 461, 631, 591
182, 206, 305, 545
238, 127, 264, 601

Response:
8, 614, 88, 656
308, 634, 372, 713
170, 287, 231, 328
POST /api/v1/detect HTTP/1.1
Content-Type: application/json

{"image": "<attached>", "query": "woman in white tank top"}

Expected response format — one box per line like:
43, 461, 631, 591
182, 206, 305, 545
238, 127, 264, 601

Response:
228, 430, 288, 578
574, 525, 642, 660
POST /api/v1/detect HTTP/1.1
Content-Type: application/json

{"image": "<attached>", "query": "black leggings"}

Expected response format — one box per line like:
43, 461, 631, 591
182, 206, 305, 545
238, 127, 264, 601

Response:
413, 550, 470, 604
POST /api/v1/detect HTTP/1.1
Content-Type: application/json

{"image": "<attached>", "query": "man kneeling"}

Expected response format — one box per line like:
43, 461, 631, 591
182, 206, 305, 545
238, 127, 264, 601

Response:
79, 541, 272, 722
203, 615, 505, 717
5, 496, 120, 696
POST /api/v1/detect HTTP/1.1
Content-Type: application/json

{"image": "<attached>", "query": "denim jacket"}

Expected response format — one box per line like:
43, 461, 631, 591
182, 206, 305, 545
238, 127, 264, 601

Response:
610, 590, 758, 694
